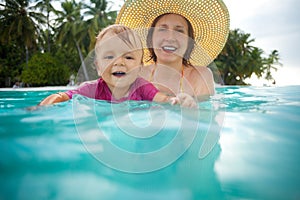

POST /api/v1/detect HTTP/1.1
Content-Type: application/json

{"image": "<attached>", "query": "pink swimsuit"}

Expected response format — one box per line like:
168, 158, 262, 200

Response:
65, 77, 159, 102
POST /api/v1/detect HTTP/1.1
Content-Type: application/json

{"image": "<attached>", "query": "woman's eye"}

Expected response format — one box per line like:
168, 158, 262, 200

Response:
158, 27, 167, 32
176, 29, 185, 33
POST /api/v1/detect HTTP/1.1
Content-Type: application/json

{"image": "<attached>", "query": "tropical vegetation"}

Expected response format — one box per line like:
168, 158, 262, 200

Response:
0, 0, 281, 87
0, 0, 117, 87
212, 29, 282, 85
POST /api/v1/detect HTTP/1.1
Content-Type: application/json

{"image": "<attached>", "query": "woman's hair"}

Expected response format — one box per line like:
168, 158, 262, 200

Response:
146, 13, 195, 66
95, 24, 143, 59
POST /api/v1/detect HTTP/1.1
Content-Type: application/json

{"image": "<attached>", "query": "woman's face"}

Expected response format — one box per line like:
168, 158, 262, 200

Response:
152, 14, 189, 65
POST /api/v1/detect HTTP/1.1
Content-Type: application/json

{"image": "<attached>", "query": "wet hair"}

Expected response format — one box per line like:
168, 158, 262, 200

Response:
146, 13, 195, 66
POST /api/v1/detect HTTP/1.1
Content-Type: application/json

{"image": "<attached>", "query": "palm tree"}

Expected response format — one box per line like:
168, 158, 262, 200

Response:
0, 0, 46, 64
263, 50, 282, 82
215, 29, 266, 85
83, 0, 117, 51
35, 0, 55, 52
53, 0, 89, 80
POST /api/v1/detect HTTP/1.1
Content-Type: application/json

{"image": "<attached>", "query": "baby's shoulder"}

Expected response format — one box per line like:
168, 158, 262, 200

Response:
79, 79, 98, 86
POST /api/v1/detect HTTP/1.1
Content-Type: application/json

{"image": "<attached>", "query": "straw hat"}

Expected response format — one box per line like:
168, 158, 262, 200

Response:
115, 0, 230, 67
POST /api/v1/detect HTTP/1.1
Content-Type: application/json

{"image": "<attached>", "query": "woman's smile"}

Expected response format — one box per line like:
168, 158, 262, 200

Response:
161, 45, 177, 53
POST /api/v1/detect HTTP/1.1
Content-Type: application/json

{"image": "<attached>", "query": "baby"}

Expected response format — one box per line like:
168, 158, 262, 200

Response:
39, 25, 196, 107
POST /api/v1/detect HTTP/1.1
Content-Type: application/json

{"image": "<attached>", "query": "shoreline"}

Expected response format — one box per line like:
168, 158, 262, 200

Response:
0, 84, 299, 92
0, 86, 77, 91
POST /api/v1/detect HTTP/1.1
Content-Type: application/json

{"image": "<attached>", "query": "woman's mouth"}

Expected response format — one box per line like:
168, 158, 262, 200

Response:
162, 46, 177, 53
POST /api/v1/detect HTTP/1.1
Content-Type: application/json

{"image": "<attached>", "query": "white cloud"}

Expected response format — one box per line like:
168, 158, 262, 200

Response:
224, 0, 300, 85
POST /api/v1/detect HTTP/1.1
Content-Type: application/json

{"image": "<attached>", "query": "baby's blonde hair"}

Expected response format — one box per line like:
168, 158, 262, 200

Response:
95, 24, 144, 61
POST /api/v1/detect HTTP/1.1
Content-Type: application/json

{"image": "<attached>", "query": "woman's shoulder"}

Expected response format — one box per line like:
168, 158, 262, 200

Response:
185, 66, 215, 96
188, 65, 212, 73
185, 66, 213, 79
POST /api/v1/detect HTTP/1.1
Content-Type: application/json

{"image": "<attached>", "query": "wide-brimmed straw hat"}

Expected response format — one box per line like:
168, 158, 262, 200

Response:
115, 0, 230, 67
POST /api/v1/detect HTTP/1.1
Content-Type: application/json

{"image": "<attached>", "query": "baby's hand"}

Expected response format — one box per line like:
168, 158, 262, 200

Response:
169, 93, 197, 108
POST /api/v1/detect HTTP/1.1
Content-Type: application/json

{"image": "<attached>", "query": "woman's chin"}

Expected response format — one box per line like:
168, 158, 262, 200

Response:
157, 56, 183, 65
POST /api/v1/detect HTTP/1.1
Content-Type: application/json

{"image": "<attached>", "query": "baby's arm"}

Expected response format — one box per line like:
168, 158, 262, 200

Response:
152, 92, 172, 104
38, 92, 70, 106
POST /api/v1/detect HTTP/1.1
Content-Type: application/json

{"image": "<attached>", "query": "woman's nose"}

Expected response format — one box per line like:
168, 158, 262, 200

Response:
164, 29, 177, 41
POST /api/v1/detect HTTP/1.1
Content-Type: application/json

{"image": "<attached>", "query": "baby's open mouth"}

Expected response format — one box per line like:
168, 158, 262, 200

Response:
112, 71, 126, 77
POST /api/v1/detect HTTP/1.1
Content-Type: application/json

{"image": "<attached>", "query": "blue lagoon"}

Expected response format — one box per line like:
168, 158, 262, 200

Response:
0, 85, 299, 199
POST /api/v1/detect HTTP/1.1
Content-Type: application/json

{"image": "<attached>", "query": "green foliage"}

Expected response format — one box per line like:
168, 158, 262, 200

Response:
54, 47, 81, 73
21, 53, 70, 86
213, 29, 281, 85
1, 1, 280, 86
84, 0, 117, 51
263, 50, 282, 81
0, 42, 24, 87
0, 0, 117, 87
0, 0, 45, 49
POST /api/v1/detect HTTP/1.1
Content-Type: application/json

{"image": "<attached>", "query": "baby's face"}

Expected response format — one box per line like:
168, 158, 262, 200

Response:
96, 32, 143, 90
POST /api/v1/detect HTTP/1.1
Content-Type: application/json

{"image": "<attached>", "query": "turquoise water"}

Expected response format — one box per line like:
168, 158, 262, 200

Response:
0, 86, 299, 199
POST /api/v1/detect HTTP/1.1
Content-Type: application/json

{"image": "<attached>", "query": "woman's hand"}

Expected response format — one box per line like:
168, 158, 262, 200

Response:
169, 93, 197, 108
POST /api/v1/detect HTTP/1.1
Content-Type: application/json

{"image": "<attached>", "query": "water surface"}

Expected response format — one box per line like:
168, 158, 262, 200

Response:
0, 86, 299, 199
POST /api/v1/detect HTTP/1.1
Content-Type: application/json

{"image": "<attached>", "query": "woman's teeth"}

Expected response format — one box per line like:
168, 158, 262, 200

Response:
162, 46, 177, 51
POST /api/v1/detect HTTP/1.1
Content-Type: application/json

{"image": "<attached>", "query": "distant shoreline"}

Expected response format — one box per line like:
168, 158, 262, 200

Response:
0, 86, 77, 91
1, 84, 298, 92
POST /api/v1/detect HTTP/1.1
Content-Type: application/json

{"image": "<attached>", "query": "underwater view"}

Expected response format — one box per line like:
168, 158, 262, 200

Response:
0, 85, 299, 200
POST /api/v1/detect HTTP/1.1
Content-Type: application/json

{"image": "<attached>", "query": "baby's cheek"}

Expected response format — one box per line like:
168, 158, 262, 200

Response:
96, 65, 104, 76
98, 61, 111, 72
97, 69, 102, 77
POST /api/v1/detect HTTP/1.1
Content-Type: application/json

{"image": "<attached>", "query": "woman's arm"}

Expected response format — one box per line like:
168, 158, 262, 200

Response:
38, 92, 70, 106
191, 67, 215, 101
200, 67, 215, 95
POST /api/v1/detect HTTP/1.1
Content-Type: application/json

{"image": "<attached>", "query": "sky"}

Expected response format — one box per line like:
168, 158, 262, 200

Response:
222, 0, 300, 86
110, 0, 300, 86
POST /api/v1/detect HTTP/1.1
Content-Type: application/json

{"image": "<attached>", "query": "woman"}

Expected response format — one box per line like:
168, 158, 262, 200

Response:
115, 0, 230, 99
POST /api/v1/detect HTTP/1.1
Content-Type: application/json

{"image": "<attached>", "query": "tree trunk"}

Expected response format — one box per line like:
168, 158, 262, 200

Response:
25, 45, 29, 68
75, 41, 89, 81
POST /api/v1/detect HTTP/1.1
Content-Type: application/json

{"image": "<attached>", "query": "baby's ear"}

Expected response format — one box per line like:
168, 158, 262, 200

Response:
139, 63, 144, 71
94, 60, 102, 76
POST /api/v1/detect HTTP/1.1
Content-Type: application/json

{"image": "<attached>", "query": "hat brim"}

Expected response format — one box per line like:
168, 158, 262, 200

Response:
116, 0, 230, 67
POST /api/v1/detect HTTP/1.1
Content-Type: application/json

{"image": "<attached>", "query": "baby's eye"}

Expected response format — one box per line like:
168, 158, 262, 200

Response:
104, 55, 114, 59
